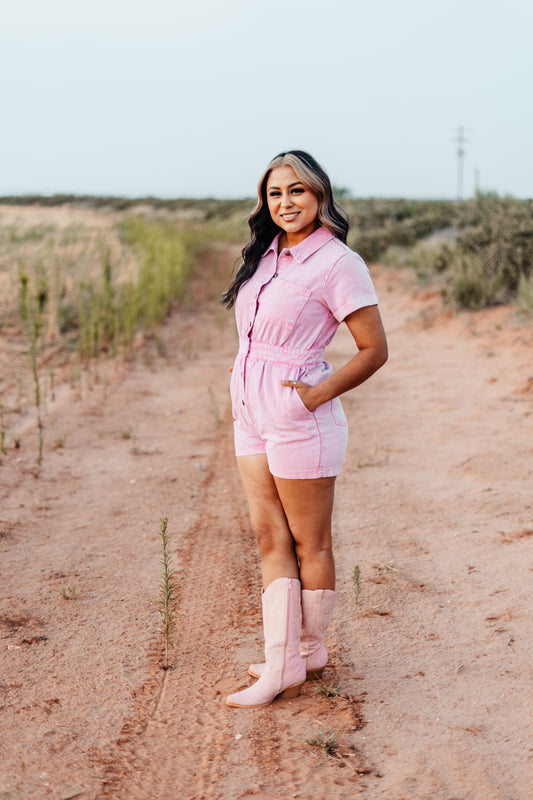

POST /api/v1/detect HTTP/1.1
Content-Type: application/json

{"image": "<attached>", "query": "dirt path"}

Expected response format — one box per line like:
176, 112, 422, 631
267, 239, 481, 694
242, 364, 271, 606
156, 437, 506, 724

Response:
1, 252, 532, 800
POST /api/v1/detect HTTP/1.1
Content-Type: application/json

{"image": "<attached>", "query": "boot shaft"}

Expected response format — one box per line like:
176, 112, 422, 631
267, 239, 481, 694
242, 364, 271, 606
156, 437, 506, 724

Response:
226, 577, 305, 708
300, 588, 337, 659
262, 577, 303, 687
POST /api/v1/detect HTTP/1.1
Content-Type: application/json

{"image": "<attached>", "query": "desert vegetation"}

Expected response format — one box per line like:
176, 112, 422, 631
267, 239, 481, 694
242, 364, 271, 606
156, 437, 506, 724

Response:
2, 193, 531, 326
1, 212, 210, 359
344, 194, 533, 311
0, 193, 531, 459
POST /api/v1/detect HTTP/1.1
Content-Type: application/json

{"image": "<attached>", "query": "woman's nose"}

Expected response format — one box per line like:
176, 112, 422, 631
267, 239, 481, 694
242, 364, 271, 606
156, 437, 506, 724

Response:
280, 192, 293, 208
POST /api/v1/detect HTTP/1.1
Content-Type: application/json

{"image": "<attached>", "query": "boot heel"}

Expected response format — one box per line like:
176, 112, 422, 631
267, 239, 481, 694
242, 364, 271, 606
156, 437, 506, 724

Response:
280, 681, 304, 699
306, 667, 325, 680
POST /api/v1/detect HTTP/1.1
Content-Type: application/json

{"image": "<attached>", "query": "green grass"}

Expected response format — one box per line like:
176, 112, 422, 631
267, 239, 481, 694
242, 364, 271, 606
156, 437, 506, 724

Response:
2, 211, 215, 363
315, 681, 343, 698
304, 726, 339, 758
74, 217, 205, 358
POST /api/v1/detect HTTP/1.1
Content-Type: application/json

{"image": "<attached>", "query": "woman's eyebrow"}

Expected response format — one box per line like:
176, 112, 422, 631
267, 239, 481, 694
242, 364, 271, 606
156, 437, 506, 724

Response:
268, 181, 305, 190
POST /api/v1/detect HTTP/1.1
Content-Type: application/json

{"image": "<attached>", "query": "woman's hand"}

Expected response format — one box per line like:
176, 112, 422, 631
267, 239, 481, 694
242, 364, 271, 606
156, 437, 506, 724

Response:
280, 305, 388, 412
279, 379, 317, 412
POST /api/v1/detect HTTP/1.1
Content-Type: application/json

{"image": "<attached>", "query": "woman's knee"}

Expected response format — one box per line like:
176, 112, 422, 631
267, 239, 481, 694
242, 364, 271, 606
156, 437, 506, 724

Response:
255, 527, 294, 559
295, 540, 334, 566
248, 500, 292, 557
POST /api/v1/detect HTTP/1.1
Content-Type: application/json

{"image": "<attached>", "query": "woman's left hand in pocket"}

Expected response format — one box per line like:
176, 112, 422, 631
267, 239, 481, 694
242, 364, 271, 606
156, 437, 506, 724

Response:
279, 379, 316, 412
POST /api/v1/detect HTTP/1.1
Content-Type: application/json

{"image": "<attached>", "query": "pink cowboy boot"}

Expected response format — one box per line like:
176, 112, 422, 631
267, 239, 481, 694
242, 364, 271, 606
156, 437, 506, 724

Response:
248, 588, 336, 681
226, 578, 306, 708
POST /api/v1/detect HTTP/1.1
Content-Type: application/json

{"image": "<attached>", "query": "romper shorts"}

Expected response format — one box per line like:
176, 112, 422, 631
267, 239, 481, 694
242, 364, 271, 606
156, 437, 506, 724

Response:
231, 340, 348, 480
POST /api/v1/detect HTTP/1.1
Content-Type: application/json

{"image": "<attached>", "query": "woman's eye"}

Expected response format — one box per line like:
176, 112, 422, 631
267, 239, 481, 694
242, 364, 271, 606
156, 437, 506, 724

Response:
268, 191, 280, 197
291, 188, 305, 194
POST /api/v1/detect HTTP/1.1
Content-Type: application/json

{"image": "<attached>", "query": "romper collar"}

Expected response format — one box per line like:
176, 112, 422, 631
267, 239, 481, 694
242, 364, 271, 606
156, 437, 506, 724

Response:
263, 227, 335, 263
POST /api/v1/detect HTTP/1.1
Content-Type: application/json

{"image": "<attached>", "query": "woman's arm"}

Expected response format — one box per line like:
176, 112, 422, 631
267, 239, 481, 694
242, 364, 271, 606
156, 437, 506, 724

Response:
281, 305, 388, 412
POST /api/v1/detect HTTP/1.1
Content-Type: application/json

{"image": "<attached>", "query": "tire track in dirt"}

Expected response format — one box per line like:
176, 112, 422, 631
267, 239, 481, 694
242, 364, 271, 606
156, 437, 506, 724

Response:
100, 408, 263, 799
97, 325, 372, 798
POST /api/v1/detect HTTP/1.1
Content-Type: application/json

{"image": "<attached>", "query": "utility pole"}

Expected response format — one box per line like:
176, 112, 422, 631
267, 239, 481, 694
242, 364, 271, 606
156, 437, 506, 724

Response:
454, 125, 468, 201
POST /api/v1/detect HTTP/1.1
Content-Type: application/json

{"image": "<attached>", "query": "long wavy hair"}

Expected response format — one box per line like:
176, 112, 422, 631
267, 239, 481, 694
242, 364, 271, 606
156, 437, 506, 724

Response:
221, 150, 349, 308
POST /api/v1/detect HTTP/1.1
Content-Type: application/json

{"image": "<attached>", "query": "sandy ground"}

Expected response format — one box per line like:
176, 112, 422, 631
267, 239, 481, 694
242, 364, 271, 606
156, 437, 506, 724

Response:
1, 238, 532, 800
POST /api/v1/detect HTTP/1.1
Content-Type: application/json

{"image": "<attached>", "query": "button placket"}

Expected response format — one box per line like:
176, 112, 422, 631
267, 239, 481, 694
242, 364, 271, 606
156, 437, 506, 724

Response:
242, 251, 284, 405
273, 249, 286, 279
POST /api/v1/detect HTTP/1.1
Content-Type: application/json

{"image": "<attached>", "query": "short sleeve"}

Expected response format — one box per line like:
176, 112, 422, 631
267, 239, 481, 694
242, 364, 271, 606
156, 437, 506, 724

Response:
322, 251, 379, 322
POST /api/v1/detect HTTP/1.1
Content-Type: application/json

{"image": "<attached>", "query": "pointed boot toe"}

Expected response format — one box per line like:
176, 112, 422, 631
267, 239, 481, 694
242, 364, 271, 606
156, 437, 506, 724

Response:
227, 577, 305, 709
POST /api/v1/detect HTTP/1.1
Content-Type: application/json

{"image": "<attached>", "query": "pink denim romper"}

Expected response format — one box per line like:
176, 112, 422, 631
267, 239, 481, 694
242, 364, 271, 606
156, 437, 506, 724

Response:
230, 227, 378, 479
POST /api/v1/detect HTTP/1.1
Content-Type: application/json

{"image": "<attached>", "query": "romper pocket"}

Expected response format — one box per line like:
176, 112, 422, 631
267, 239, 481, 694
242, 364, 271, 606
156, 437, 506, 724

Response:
286, 386, 314, 420
330, 396, 348, 426
258, 277, 311, 345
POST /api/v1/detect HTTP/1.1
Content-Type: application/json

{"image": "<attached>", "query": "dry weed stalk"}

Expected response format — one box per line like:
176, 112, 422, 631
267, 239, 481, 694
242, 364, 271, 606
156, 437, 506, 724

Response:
158, 516, 178, 669
208, 385, 221, 426
0, 405, 6, 455
352, 563, 362, 604
20, 269, 44, 467
29, 314, 44, 467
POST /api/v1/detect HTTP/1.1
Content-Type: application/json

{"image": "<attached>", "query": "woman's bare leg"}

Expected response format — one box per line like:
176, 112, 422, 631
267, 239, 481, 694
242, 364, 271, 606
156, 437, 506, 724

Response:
236, 454, 299, 588
273, 475, 336, 590
237, 454, 336, 590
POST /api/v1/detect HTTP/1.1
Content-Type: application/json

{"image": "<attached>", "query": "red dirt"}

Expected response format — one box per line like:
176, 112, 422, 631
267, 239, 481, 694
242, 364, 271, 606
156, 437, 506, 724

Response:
1, 240, 532, 799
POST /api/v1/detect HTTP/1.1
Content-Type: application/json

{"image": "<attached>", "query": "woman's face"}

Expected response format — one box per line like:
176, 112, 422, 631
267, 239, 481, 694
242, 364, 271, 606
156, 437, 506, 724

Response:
266, 165, 319, 246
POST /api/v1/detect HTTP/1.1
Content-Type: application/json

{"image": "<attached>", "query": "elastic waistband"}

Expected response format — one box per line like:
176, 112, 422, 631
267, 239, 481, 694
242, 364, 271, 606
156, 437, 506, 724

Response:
239, 339, 324, 366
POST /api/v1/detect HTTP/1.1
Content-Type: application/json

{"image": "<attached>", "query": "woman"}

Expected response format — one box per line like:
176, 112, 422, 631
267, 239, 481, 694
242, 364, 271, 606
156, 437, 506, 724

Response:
222, 150, 387, 708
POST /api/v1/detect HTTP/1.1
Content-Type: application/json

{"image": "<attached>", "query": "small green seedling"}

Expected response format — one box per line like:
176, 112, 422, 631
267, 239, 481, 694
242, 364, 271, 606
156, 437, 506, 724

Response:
316, 681, 343, 698
304, 726, 339, 758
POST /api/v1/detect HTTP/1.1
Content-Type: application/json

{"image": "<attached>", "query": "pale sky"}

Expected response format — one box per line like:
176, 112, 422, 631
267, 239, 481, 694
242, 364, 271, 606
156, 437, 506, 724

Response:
1, 0, 532, 199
